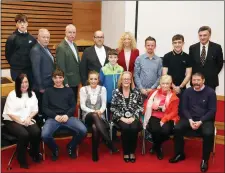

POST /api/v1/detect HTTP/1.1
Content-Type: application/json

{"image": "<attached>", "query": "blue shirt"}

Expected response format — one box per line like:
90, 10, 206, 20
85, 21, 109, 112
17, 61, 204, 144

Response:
134, 53, 162, 89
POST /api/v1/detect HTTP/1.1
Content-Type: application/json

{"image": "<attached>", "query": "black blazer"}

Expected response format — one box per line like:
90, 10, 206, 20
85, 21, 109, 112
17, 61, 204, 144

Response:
80, 45, 111, 85
189, 41, 223, 88
30, 42, 55, 91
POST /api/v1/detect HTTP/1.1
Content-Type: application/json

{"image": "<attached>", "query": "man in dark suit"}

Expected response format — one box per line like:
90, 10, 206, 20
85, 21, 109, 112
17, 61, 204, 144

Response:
30, 28, 55, 116
189, 26, 223, 90
56, 24, 80, 105
80, 30, 111, 86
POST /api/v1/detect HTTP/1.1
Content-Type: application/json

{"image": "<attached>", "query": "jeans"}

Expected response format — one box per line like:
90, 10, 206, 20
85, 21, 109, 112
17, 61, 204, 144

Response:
41, 117, 87, 151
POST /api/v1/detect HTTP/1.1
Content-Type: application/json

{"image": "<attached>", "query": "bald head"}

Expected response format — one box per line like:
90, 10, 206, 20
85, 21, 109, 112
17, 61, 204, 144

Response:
38, 28, 50, 47
65, 24, 76, 42
93, 30, 104, 47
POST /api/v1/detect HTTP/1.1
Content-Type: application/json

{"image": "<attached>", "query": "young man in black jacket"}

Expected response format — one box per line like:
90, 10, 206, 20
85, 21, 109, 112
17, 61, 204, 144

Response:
5, 14, 37, 86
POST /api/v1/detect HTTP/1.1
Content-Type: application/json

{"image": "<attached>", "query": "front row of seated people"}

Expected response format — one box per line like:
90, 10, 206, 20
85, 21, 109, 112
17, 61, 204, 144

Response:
2, 69, 216, 172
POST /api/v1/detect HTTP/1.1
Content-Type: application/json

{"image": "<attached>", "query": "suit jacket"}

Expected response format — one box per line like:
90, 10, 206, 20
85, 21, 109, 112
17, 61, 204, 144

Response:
117, 48, 139, 74
80, 45, 111, 85
56, 39, 81, 87
189, 41, 223, 88
30, 42, 55, 91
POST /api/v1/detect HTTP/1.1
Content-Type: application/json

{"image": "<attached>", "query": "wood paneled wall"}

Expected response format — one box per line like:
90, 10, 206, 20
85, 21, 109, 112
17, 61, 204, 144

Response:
1, 0, 101, 69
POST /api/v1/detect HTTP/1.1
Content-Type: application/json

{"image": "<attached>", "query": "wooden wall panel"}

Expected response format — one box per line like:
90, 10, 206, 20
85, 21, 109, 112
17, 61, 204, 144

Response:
1, 0, 73, 69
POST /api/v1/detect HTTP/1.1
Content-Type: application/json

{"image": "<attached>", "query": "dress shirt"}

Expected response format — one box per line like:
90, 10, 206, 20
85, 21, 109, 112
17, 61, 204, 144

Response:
94, 45, 106, 66
65, 37, 79, 62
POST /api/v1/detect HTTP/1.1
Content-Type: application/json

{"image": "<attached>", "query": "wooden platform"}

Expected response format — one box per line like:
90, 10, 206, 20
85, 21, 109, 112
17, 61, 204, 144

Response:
1, 77, 14, 97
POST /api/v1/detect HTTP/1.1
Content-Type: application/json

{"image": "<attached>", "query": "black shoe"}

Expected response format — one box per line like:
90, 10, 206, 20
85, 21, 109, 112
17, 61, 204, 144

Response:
130, 154, 136, 163
67, 145, 77, 159
149, 147, 156, 154
169, 154, 186, 163
156, 148, 164, 160
20, 163, 29, 169
32, 154, 42, 163
51, 148, 59, 161
123, 155, 130, 163
200, 160, 208, 172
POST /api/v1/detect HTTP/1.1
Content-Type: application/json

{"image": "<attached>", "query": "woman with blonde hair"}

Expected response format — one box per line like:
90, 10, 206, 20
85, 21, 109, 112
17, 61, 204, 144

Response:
111, 71, 143, 163
143, 75, 180, 160
117, 32, 139, 74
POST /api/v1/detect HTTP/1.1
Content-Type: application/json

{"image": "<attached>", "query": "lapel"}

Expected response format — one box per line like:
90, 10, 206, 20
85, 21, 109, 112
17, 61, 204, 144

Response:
128, 50, 135, 71
39, 44, 54, 64
195, 42, 201, 63
92, 45, 108, 67
205, 41, 213, 63
120, 50, 127, 71
63, 40, 79, 64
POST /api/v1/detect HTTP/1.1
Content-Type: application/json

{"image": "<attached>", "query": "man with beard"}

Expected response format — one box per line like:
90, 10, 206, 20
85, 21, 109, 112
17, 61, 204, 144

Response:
169, 72, 217, 173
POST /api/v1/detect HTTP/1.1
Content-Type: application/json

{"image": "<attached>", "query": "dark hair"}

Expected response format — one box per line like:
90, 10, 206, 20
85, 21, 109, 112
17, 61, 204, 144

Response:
172, 34, 184, 42
108, 49, 118, 57
52, 67, 64, 78
15, 73, 32, 98
192, 72, 205, 80
15, 14, 28, 23
198, 26, 211, 35
145, 36, 156, 45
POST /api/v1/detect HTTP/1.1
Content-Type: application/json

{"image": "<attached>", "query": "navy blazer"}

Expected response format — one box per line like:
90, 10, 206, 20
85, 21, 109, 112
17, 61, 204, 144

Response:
30, 42, 55, 91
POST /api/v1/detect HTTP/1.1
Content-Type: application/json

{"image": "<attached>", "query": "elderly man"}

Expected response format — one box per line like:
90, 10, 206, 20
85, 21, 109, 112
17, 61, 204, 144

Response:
56, 24, 81, 105
80, 30, 111, 86
30, 28, 55, 117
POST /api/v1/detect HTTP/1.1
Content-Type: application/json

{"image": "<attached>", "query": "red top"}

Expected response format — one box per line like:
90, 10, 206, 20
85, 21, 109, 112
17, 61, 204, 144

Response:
117, 48, 139, 74
152, 92, 166, 119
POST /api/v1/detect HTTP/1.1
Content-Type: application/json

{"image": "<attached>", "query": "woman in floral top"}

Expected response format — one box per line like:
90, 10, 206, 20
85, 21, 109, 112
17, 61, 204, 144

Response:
111, 71, 143, 163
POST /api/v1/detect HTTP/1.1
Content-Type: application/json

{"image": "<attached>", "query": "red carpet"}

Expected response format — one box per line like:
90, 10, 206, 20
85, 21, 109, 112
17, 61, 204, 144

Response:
1, 137, 224, 172
216, 100, 224, 122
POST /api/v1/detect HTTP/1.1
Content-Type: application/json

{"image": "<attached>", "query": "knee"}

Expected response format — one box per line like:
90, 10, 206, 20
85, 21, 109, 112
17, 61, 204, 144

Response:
19, 132, 29, 141
30, 127, 41, 138
41, 127, 52, 141
202, 129, 214, 137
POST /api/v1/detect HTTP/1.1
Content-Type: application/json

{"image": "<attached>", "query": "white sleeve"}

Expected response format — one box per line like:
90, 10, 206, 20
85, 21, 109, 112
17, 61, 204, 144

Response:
79, 87, 95, 113
100, 87, 107, 113
3, 91, 17, 115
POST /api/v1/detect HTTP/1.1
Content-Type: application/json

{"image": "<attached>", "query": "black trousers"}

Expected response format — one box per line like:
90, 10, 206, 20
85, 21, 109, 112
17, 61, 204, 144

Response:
71, 86, 78, 106
107, 103, 117, 139
173, 118, 214, 160
85, 113, 112, 158
4, 120, 41, 165
117, 119, 142, 155
147, 116, 174, 149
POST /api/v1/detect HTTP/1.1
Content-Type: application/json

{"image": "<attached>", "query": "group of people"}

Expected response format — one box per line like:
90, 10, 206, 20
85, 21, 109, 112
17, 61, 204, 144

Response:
2, 13, 223, 173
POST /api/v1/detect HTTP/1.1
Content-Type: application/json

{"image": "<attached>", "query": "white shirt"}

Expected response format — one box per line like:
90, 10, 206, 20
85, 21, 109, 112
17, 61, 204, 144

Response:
124, 50, 131, 71
3, 90, 38, 121
200, 42, 209, 59
65, 37, 79, 62
80, 85, 106, 115
94, 45, 106, 66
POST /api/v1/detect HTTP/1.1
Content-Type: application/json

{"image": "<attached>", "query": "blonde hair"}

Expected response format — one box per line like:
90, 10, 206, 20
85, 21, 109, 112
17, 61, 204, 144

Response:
87, 71, 99, 85
117, 71, 134, 89
160, 75, 172, 85
118, 32, 137, 52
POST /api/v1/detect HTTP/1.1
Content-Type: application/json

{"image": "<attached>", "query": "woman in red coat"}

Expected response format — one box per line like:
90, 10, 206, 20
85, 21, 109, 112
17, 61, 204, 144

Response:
117, 32, 139, 75
143, 75, 180, 160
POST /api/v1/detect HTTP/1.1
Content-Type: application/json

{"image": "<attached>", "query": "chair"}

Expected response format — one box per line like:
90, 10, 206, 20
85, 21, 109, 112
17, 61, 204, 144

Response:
1, 96, 43, 170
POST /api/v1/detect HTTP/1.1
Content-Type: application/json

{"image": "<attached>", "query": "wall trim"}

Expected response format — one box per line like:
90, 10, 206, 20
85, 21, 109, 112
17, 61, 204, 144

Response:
217, 95, 225, 101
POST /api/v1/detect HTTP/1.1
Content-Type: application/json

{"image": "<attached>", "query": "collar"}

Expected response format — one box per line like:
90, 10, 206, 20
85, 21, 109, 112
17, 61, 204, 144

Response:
200, 41, 209, 48
172, 50, 184, 55
95, 45, 104, 50
65, 37, 73, 45
144, 53, 157, 60
18, 29, 27, 33
193, 84, 205, 91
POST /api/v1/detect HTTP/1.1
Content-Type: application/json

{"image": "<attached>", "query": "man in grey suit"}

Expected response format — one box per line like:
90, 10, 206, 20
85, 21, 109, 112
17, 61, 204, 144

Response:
30, 28, 55, 116
80, 30, 111, 86
56, 24, 80, 105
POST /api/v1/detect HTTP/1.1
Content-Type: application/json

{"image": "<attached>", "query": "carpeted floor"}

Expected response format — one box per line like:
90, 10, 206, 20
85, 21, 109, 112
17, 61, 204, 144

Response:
1, 137, 224, 172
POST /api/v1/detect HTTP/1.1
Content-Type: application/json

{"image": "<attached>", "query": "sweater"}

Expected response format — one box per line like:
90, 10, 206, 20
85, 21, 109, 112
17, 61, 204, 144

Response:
5, 30, 37, 70
99, 63, 124, 103
182, 86, 217, 122
42, 87, 75, 119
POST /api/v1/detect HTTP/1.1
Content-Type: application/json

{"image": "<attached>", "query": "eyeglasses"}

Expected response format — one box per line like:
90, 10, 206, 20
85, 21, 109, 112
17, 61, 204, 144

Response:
17, 21, 27, 24
94, 36, 104, 39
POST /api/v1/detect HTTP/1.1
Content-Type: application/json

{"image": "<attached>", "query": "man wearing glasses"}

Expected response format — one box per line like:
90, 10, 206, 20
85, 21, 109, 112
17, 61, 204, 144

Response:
80, 30, 111, 86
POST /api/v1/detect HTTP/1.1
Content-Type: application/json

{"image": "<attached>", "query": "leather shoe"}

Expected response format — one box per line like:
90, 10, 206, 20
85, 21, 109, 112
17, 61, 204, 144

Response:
200, 160, 208, 172
130, 154, 136, 163
51, 148, 59, 161
169, 154, 185, 163
156, 148, 164, 160
123, 155, 130, 163
67, 145, 77, 159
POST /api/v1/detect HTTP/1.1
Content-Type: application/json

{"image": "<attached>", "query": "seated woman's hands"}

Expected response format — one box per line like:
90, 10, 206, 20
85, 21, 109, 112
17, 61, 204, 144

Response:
94, 110, 102, 117
120, 117, 135, 124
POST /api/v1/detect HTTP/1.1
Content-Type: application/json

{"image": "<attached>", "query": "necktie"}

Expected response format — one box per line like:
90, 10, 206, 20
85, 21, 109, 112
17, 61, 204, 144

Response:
200, 46, 206, 65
